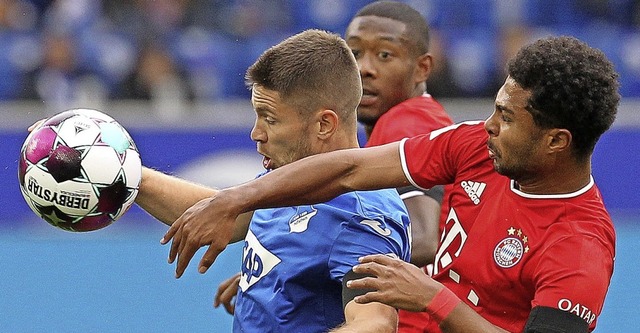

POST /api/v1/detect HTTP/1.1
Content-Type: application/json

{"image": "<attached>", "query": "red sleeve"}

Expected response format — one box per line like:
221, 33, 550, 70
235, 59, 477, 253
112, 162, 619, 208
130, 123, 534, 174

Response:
531, 233, 614, 330
400, 121, 485, 189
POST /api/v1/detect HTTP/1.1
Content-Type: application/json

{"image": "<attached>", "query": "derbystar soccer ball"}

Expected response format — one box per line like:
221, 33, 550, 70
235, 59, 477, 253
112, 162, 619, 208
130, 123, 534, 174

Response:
18, 108, 142, 232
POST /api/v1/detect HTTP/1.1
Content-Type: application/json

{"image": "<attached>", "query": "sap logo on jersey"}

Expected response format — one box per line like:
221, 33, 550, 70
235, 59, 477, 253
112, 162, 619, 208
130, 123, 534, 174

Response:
239, 229, 281, 291
558, 298, 596, 324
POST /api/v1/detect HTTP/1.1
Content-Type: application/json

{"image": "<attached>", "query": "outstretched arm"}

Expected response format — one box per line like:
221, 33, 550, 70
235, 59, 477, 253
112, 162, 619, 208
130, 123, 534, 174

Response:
162, 142, 408, 278
137, 167, 252, 243
136, 167, 218, 226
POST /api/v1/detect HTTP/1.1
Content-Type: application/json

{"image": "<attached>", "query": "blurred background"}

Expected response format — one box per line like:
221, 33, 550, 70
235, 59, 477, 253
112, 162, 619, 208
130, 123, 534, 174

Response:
0, 0, 639, 332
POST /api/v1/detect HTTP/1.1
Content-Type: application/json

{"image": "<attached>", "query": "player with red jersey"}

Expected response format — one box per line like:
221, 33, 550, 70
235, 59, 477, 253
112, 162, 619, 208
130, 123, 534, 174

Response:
347, 1, 453, 269
345, 3, 454, 331
391, 120, 615, 331
162, 36, 620, 332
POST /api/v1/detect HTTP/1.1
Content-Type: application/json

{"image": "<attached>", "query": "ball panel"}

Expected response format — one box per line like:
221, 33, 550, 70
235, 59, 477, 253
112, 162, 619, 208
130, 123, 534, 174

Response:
112, 188, 138, 221
121, 150, 142, 188
54, 115, 101, 148
18, 154, 29, 186
23, 127, 57, 164
74, 108, 115, 123
99, 122, 131, 154
97, 178, 129, 214
60, 213, 115, 232
42, 110, 77, 127
81, 145, 122, 184
46, 145, 83, 183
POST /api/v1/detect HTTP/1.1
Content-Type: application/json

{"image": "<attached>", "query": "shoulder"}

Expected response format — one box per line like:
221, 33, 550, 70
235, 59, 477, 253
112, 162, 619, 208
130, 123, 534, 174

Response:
367, 96, 454, 146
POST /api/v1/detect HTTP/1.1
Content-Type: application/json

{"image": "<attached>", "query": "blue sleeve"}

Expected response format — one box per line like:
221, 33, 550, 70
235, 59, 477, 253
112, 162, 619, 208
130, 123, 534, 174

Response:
327, 215, 411, 282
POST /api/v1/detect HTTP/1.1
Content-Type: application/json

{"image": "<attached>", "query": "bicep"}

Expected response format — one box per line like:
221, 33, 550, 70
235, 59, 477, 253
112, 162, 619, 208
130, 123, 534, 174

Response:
351, 142, 409, 191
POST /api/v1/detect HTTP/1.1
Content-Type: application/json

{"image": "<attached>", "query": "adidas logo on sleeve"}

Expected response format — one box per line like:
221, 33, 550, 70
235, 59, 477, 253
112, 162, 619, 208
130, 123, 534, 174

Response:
461, 180, 486, 205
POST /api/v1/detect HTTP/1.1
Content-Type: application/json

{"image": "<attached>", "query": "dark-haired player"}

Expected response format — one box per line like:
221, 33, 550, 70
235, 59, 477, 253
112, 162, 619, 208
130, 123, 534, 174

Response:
164, 36, 619, 332
140, 29, 410, 332
348, 0, 453, 268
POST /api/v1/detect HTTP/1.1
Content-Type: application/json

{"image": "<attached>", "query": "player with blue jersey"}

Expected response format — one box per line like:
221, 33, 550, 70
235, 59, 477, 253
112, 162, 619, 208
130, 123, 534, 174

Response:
236, 184, 409, 332
136, 29, 410, 332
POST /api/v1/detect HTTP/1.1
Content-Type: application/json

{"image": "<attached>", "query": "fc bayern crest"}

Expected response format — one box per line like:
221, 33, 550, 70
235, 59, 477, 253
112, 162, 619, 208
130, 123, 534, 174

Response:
493, 237, 524, 268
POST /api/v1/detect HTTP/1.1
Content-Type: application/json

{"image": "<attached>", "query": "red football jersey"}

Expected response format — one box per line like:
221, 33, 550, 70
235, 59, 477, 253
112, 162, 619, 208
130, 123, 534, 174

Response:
363, 94, 453, 332
398, 121, 615, 332
364, 94, 452, 147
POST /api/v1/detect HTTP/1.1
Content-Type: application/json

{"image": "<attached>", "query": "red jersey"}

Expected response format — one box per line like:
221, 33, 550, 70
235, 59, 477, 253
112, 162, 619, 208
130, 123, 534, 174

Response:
364, 94, 452, 147
363, 94, 454, 332
398, 121, 615, 332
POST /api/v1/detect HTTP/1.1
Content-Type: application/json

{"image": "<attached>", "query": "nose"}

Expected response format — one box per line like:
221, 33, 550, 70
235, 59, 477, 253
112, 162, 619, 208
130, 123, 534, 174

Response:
250, 120, 266, 142
484, 111, 499, 136
358, 54, 376, 78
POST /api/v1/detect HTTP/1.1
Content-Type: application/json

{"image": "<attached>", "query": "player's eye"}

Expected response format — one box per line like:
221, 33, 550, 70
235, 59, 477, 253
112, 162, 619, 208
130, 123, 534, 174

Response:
378, 51, 391, 60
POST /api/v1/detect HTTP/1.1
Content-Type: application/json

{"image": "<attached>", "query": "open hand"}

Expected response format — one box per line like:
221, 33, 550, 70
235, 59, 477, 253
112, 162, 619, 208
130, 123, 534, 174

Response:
161, 193, 238, 278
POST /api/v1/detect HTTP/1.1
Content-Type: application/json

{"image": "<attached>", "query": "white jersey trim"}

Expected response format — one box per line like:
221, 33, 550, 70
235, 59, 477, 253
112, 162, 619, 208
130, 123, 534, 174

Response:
399, 138, 428, 191
399, 190, 426, 200
510, 176, 595, 199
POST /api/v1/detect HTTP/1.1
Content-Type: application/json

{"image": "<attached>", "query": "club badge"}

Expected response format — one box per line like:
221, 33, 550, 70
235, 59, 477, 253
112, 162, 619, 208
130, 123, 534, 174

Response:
494, 227, 529, 268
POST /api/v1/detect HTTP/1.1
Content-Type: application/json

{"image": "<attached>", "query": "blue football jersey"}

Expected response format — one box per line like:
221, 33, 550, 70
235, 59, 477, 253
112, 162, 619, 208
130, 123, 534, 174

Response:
232, 189, 411, 333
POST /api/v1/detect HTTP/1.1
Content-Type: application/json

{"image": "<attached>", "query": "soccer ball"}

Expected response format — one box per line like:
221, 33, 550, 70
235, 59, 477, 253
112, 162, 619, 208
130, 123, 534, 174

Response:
18, 108, 142, 232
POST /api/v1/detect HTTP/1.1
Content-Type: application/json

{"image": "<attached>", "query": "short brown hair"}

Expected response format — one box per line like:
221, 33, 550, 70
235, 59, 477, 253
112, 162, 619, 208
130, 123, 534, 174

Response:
246, 29, 361, 125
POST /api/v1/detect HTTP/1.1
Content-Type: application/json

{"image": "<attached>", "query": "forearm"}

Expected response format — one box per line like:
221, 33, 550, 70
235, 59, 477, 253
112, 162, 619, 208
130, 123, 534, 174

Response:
404, 195, 441, 267
228, 143, 407, 214
329, 302, 397, 333
439, 303, 510, 333
135, 167, 218, 226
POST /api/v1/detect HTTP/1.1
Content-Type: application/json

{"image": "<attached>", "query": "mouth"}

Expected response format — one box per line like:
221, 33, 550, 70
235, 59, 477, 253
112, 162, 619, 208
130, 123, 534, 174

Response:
262, 155, 272, 170
359, 88, 378, 106
257, 149, 272, 170
487, 141, 497, 159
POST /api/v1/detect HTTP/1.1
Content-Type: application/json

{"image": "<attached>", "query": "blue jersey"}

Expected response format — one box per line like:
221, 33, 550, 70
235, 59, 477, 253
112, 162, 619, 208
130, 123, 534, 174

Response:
233, 189, 411, 333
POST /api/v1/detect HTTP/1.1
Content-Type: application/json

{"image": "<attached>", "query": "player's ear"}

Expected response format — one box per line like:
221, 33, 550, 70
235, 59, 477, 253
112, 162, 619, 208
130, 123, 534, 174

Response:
546, 128, 572, 153
415, 53, 433, 84
317, 109, 338, 139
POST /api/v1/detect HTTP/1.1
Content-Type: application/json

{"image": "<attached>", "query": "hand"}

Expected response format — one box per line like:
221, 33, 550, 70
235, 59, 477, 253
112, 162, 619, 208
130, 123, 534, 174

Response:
347, 254, 442, 312
28, 119, 46, 132
161, 192, 239, 278
214, 272, 241, 315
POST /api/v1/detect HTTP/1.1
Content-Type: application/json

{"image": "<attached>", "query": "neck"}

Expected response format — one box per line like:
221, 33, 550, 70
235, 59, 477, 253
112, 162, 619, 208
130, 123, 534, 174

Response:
516, 160, 592, 195
321, 130, 360, 153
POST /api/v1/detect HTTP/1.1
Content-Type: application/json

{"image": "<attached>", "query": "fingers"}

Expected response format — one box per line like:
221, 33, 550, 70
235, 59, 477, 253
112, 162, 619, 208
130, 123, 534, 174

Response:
214, 273, 241, 315
161, 219, 179, 245
199, 244, 225, 274
166, 223, 182, 264
175, 238, 199, 278
28, 119, 46, 132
